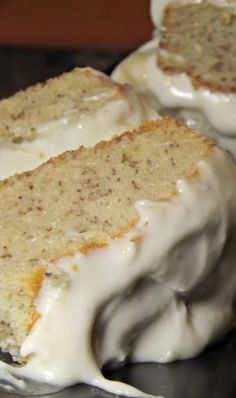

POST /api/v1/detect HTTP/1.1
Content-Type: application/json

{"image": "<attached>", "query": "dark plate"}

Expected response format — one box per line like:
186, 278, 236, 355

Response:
0, 330, 235, 398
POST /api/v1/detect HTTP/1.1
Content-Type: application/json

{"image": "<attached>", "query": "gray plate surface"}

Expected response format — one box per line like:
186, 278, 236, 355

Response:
0, 331, 235, 398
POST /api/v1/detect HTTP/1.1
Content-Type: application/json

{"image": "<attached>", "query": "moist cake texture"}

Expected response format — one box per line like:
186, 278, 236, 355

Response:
0, 118, 213, 361
158, 1, 236, 93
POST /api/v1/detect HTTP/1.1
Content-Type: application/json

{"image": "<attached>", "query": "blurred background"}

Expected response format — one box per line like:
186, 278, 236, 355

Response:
0, 0, 152, 98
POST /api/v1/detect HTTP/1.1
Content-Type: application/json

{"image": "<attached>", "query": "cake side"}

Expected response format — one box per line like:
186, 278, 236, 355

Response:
0, 118, 213, 361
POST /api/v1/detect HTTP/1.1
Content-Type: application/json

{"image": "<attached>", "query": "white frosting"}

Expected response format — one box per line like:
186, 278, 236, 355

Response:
1, 147, 236, 397
151, 0, 236, 29
0, 85, 158, 180
112, 38, 236, 156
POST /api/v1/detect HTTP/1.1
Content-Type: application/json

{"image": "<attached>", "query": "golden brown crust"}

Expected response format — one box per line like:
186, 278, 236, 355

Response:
110, 218, 139, 239
22, 268, 46, 332
26, 312, 41, 333
79, 240, 108, 254
22, 267, 46, 299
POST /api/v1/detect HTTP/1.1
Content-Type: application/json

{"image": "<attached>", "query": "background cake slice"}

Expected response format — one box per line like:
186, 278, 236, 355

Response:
0, 118, 236, 397
112, 0, 236, 157
157, 1, 236, 93
0, 67, 158, 180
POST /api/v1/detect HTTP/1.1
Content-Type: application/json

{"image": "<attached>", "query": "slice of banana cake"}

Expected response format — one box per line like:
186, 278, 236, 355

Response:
0, 118, 235, 397
113, 0, 236, 157
0, 67, 157, 180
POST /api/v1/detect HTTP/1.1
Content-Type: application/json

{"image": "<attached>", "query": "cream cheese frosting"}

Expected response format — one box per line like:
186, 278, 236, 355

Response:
0, 147, 236, 397
112, 1, 236, 156
0, 85, 158, 180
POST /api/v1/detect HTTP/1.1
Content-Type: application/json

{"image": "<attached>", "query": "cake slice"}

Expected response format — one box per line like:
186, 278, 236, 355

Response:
112, 0, 236, 157
157, 1, 236, 93
0, 67, 157, 180
0, 118, 236, 397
